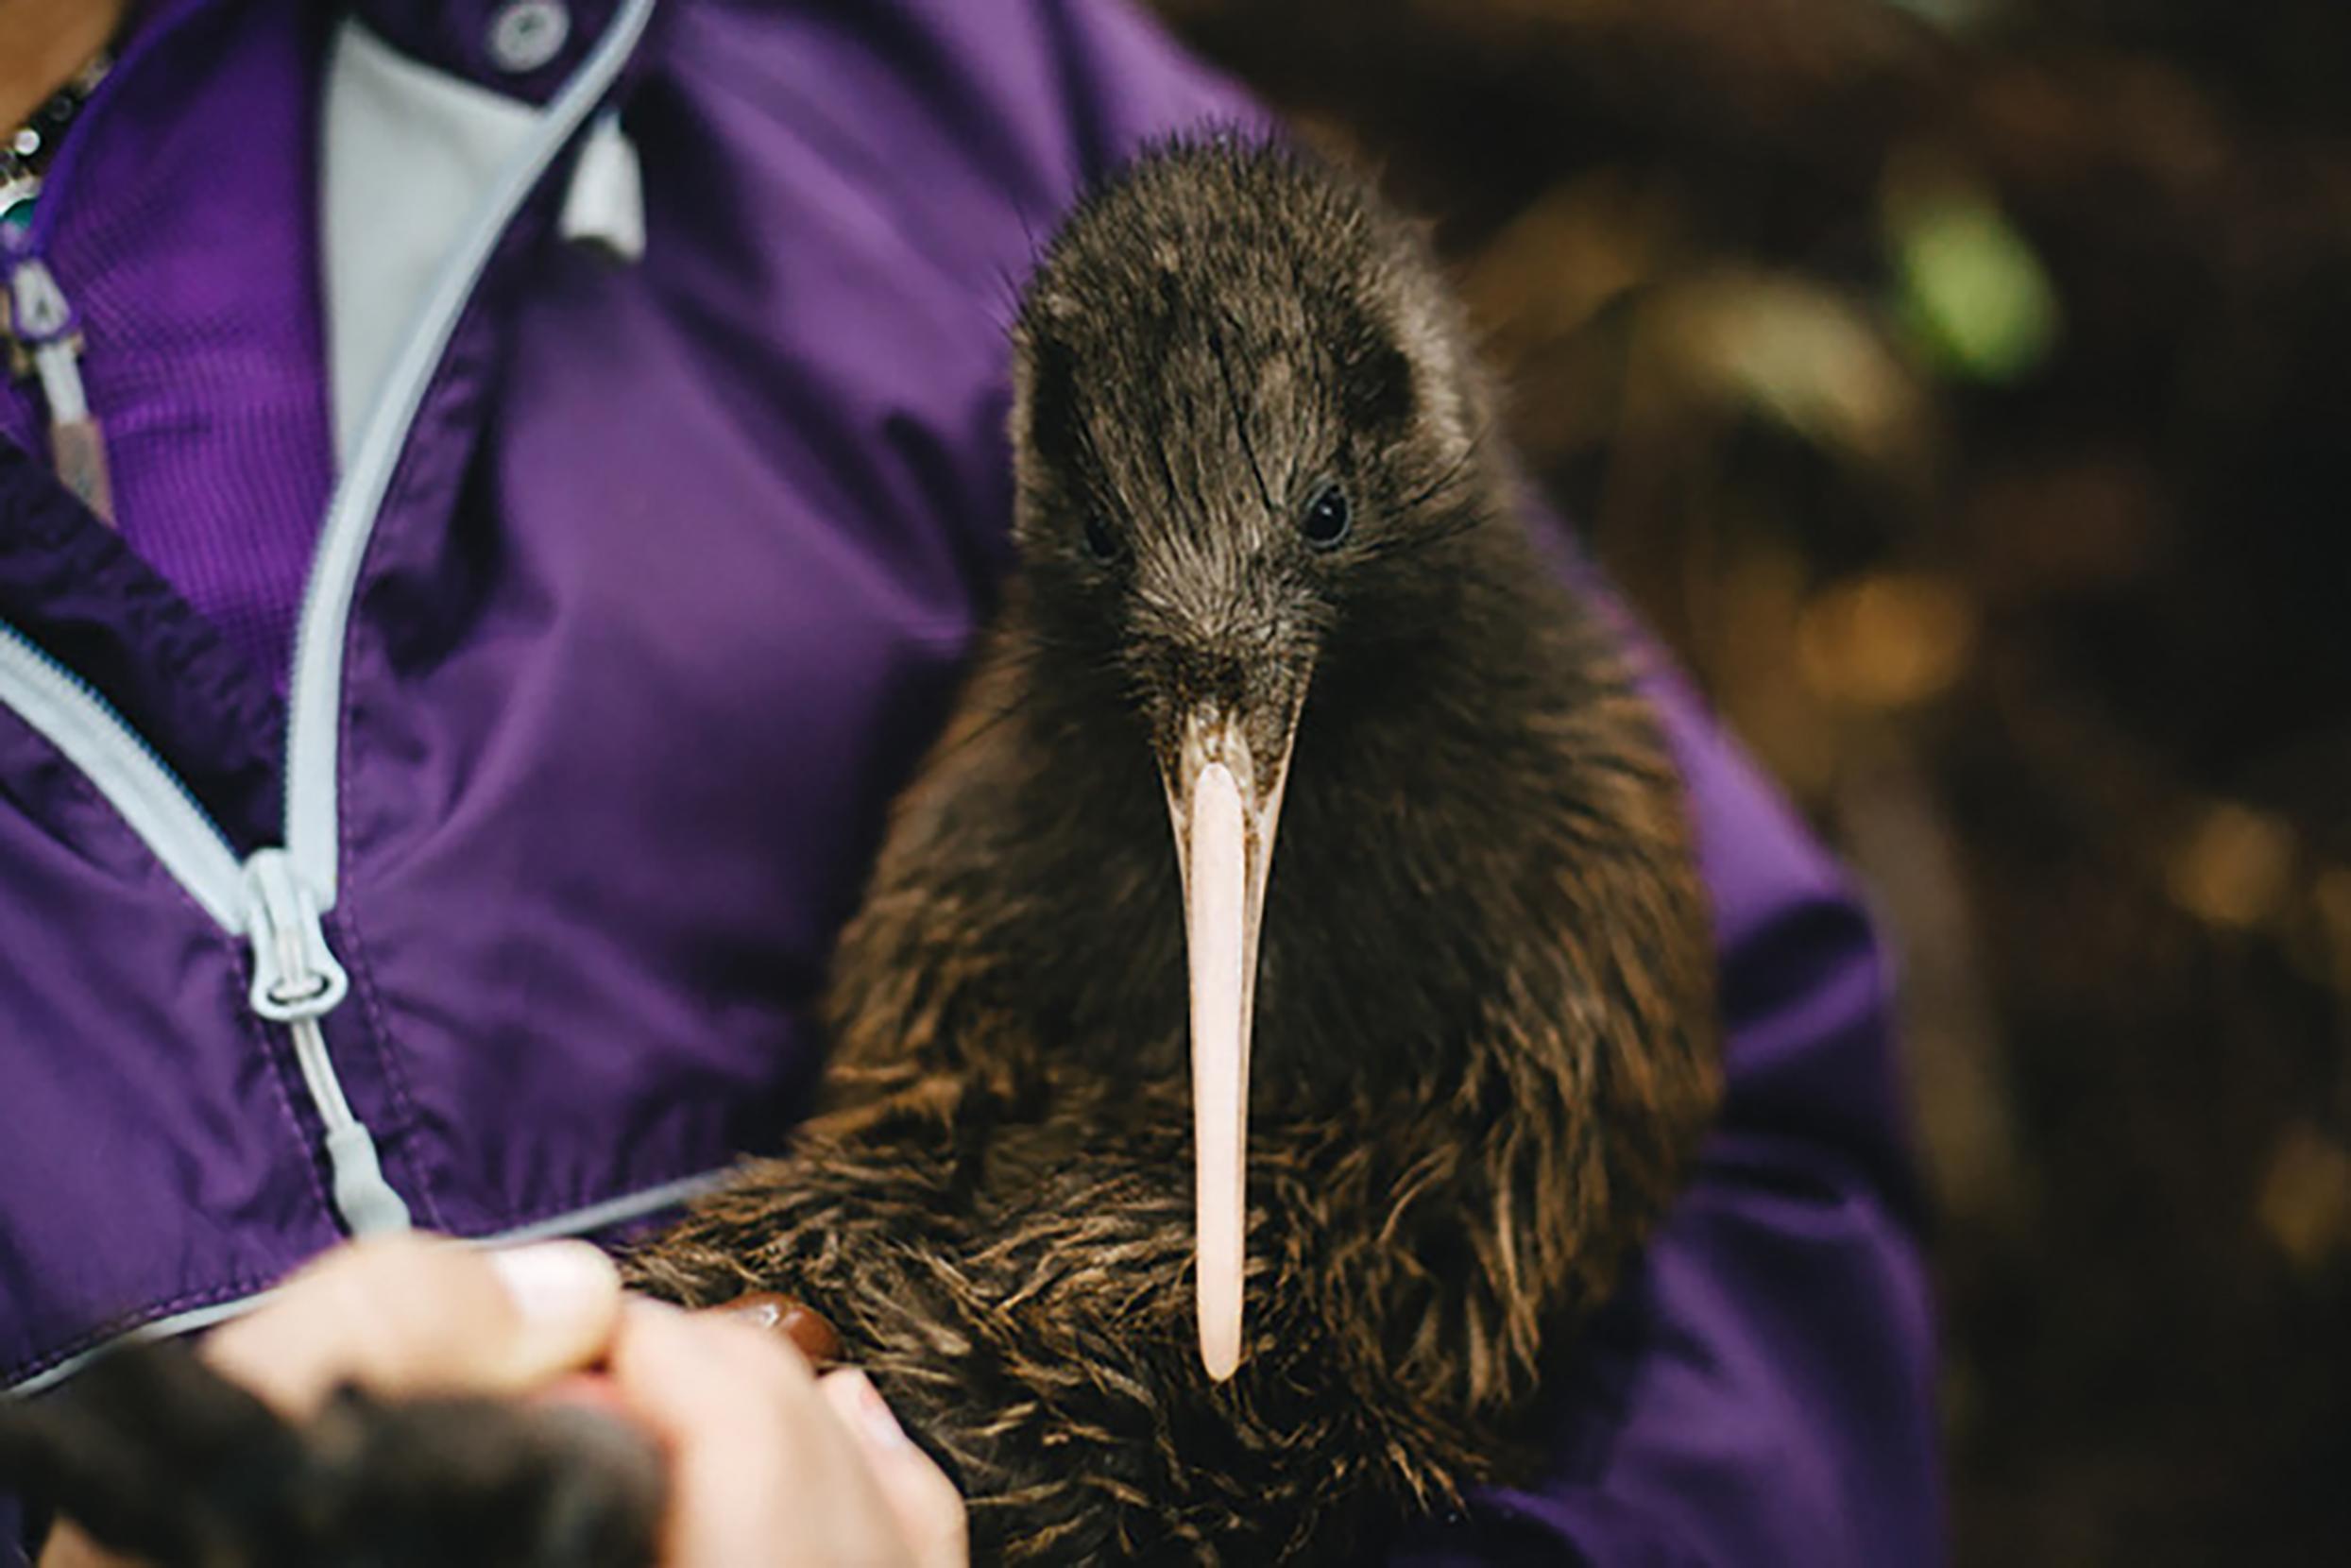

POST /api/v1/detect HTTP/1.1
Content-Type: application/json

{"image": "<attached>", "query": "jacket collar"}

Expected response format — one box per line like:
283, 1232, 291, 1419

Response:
317, 0, 652, 452
345, 0, 623, 105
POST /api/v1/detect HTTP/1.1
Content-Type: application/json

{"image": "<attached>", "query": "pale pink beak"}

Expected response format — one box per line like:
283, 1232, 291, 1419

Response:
1164, 706, 1297, 1382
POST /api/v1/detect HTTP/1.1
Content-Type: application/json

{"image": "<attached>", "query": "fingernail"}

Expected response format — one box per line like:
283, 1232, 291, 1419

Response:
716, 1292, 845, 1366
840, 1369, 912, 1452
490, 1241, 619, 1324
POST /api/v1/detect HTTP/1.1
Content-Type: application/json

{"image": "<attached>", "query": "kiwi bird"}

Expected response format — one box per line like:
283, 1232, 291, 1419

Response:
625, 139, 1720, 1560
0, 141, 1718, 1565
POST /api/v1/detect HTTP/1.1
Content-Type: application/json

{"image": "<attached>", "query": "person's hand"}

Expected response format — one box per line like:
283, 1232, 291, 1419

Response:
38, 1233, 626, 1567
213, 1232, 628, 1412
36, 1236, 964, 1568
608, 1300, 966, 1568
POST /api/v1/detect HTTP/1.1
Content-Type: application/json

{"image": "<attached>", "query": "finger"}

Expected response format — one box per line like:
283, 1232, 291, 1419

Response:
819, 1371, 967, 1568
36, 1522, 141, 1568
609, 1301, 816, 1565
204, 1236, 621, 1415
610, 1301, 909, 1567
609, 1299, 824, 1448
703, 1292, 844, 1367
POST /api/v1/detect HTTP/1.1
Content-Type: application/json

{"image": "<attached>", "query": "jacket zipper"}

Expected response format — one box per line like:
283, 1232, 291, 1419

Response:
0, 622, 411, 1234
0, 0, 660, 1238
0, 0, 214, 521
2, 256, 113, 522
0, 621, 242, 928
245, 847, 413, 1235
285, 0, 660, 902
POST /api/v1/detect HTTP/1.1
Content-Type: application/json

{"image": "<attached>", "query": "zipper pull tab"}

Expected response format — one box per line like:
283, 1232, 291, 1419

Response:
242, 849, 413, 1237
4, 257, 114, 524
245, 847, 349, 1022
559, 108, 644, 263
322, 1122, 414, 1239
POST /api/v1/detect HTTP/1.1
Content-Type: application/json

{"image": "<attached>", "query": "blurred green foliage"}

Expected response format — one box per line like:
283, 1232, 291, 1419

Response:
1890, 184, 2058, 383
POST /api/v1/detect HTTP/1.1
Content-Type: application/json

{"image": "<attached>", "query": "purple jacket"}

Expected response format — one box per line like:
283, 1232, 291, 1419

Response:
0, 1, 1939, 1561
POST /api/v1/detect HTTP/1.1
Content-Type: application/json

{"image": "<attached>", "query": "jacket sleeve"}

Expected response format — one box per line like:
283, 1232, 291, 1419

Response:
1038, 10, 1944, 1562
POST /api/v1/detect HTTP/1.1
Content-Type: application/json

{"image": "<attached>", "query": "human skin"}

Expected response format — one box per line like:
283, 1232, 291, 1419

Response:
0, 0, 128, 131
34, 1237, 966, 1568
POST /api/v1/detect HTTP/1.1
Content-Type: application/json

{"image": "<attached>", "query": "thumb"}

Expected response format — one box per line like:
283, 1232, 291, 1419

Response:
819, 1370, 968, 1568
204, 1236, 622, 1415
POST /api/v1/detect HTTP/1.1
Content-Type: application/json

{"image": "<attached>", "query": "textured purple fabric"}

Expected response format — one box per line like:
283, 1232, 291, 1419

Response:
0, 2, 1940, 1563
0, 0, 335, 689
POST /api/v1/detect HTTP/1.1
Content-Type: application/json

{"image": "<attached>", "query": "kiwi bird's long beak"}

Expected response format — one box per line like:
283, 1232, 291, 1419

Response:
1164, 703, 1298, 1383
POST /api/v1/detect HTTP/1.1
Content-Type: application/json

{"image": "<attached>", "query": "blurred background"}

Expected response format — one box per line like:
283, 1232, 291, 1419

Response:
1143, 1, 2350, 1562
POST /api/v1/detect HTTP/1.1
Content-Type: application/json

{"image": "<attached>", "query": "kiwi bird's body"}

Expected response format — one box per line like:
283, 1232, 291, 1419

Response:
632, 142, 1720, 1562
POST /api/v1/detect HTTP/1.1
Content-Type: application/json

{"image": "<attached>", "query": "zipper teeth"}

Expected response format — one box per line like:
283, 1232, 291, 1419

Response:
288, 1018, 358, 1130
0, 618, 244, 930
282, 0, 661, 905
0, 0, 654, 927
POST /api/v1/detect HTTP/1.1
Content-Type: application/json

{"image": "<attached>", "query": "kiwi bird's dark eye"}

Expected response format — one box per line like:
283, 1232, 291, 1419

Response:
1301, 485, 1352, 550
1082, 513, 1119, 562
